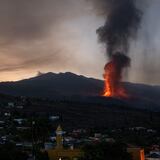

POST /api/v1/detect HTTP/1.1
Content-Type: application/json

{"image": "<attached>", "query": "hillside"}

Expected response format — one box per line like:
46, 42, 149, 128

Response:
0, 72, 159, 111
0, 72, 103, 97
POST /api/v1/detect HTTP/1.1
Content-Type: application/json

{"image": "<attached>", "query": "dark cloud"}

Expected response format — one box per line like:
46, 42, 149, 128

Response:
90, 0, 160, 85
0, 50, 62, 72
0, 0, 86, 41
0, 0, 101, 80
0, 0, 159, 84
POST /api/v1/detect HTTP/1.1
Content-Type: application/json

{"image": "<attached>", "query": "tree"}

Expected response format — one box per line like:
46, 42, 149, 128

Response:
0, 143, 28, 160
82, 142, 132, 160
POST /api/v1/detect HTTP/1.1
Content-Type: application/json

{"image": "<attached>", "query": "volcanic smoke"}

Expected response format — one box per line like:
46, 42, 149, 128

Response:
96, 0, 142, 97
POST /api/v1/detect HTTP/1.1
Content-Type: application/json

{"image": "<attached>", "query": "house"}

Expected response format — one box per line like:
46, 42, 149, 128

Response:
146, 151, 160, 160
8, 102, 14, 108
127, 148, 145, 160
46, 125, 84, 160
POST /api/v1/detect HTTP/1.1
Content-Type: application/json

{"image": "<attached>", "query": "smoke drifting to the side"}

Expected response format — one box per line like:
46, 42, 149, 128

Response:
92, 0, 143, 97
96, 0, 142, 56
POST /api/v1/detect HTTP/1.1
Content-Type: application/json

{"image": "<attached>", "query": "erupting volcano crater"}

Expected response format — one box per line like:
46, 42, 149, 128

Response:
103, 52, 130, 98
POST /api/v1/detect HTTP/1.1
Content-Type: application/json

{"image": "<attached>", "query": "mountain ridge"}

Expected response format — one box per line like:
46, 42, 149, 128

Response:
0, 72, 160, 111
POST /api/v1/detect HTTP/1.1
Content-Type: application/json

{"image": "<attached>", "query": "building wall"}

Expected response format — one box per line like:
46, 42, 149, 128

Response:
127, 148, 145, 160
47, 148, 84, 160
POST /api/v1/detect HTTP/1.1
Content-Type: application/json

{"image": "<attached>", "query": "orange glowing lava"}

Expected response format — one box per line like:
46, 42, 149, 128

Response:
103, 53, 130, 98
103, 62, 113, 97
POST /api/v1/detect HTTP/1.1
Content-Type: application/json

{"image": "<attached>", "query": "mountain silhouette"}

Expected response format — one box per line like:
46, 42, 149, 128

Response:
0, 72, 103, 97
0, 72, 159, 111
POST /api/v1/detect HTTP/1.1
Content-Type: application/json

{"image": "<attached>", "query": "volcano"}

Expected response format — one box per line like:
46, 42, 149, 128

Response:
0, 72, 159, 111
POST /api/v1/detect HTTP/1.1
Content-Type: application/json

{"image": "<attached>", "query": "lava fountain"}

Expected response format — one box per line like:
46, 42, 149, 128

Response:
95, 0, 142, 98
103, 52, 130, 98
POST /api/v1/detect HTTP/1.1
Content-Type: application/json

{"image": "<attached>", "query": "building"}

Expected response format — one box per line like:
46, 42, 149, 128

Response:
127, 148, 145, 160
46, 125, 84, 160
146, 151, 160, 160
46, 125, 145, 160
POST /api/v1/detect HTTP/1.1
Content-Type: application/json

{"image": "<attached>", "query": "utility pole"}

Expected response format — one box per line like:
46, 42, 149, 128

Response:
32, 119, 36, 160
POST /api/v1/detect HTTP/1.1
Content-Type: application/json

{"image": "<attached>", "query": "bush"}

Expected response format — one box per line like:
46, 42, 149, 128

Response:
82, 142, 132, 160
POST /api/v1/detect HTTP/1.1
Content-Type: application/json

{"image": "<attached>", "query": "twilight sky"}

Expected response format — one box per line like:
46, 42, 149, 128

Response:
0, 0, 160, 85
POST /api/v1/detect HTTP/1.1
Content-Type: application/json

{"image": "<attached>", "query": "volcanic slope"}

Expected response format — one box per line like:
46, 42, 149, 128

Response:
0, 72, 159, 111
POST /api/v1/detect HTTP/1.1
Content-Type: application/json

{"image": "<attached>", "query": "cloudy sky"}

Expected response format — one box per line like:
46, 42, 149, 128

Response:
0, 0, 160, 85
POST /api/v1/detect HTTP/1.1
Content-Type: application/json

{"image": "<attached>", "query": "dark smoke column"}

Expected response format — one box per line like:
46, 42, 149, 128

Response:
96, 0, 142, 97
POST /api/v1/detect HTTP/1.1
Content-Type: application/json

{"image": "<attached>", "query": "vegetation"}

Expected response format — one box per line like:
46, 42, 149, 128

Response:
82, 142, 132, 160
0, 143, 49, 160
0, 143, 28, 160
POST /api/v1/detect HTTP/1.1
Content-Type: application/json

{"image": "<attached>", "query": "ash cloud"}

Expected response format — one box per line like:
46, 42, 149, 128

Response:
90, 0, 160, 84
92, 0, 143, 96
93, 0, 143, 56
0, 0, 83, 41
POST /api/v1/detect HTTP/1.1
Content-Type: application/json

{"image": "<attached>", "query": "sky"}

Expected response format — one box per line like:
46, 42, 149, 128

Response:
0, 0, 160, 85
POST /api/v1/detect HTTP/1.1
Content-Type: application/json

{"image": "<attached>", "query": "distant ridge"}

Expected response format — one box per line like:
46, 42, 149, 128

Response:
0, 72, 159, 111
0, 72, 103, 97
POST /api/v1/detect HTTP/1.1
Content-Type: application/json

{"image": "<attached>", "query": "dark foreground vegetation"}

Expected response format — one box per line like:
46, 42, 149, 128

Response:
0, 94, 159, 159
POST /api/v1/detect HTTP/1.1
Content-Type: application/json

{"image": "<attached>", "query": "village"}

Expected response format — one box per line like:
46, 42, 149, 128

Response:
0, 97, 159, 160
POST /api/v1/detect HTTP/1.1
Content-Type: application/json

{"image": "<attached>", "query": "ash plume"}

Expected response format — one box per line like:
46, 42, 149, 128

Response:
96, 0, 142, 57
93, 0, 143, 97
